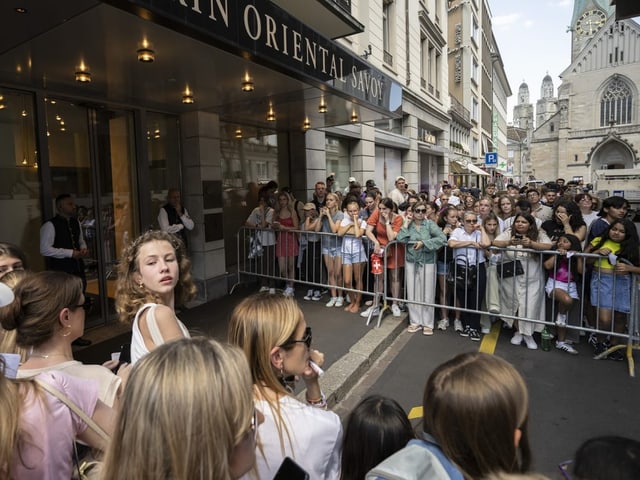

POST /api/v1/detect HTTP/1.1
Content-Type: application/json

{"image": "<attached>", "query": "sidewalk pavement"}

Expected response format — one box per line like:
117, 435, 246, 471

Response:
75, 286, 407, 408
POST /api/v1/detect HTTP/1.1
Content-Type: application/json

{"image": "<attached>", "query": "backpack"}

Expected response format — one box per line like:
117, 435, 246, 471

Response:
366, 436, 464, 480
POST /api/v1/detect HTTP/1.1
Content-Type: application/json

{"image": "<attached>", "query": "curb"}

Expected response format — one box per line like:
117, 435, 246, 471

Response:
298, 312, 407, 407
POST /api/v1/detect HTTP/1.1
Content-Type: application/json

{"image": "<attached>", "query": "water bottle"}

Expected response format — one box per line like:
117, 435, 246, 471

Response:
541, 327, 552, 352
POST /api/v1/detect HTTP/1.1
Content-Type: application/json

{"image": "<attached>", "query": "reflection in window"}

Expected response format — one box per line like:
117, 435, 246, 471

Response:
326, 136, 351, 193
0, 89, 43, 269
600, 77, 632, 126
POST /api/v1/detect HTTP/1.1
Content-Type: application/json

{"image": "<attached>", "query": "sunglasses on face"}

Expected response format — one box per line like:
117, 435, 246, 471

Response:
279, 326, 312, 349
414, 208, 427, 213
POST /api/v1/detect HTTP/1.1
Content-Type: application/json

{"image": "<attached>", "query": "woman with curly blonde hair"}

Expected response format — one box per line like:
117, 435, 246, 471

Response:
115, 230, 197, 364
101, 337, 259, 480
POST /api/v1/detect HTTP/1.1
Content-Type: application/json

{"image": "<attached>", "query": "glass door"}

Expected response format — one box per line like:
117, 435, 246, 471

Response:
45, 99, 138, 326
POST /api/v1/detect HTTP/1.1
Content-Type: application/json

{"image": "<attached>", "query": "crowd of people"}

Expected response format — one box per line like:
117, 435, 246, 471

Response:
244, 176, 639, 359
1, 177, 639, 478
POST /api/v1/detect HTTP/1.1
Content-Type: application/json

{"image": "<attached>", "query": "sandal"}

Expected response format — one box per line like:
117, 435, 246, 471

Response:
407, 325, 421, 333
423, 327, 434, 336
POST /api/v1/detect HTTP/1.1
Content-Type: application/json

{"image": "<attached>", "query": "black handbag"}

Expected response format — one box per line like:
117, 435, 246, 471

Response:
497, 259, 524, 278
447, 261, 477, 289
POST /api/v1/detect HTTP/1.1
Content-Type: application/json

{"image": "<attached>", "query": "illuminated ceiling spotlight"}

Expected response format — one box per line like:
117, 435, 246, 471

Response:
75, 61, 91, 83
266, 103, 276, 122
318, 96, 327, 114
241, 72, 254, 92
350, 111, 359, 123
235, 128, 242, 138
182, 86, 194, 104
302, 118, 311, 131
137, 38, 155, 63
0, 95, 5, 110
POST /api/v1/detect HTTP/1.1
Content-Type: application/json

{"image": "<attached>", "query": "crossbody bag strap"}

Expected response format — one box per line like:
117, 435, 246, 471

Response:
35, 378, 109, 442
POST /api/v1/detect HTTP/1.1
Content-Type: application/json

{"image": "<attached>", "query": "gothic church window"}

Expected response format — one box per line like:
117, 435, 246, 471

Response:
600, 77, 632, 126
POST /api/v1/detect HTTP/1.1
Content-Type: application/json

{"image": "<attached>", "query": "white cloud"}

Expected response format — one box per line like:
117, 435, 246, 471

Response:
523, 20, 534, 28
493, 13, 521, 27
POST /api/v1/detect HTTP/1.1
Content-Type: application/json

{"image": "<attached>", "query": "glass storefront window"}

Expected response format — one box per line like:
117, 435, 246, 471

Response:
146, 112, 181, 227
0, 89, 44, 270
325, 135, 351, 193
375, 146, 402, 196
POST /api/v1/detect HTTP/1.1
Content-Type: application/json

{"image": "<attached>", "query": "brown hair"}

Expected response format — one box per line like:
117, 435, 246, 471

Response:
423, 352, 531, 478
0, 271, 82, 348
115, 230, 196, 324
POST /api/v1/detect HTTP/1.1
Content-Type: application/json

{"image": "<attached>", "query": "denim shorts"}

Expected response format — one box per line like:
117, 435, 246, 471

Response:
322, 246, 342, 257
590, 272, 631, 313
342, 250, 367, 265
436, 260, 449, 276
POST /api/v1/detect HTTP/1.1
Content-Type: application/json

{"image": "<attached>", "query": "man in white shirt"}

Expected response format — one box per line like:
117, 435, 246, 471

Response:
436, 183, 460, 207
158, 188, 195, 247
388, 176, 409, 207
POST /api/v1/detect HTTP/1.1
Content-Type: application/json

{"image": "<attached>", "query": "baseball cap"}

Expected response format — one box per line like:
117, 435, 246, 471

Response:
396, 176, 406, 182
507, 183, 519, 190
303, 202, 316, 211
348, 176, 357, 183
366, 179, 377, 188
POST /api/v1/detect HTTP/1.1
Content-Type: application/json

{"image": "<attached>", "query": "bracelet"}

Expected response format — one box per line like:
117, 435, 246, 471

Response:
306, 392, 327, 409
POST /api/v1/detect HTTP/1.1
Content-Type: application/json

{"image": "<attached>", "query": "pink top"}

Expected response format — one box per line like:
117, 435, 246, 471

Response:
549, 257, 572, 283
13, 371, 99, 480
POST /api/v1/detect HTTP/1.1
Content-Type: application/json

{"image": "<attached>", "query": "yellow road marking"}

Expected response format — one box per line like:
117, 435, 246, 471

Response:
479, 320, 501, 354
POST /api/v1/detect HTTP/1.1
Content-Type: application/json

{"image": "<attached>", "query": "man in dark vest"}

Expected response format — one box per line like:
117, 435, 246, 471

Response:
158, 188, 194, 247
40, 193, 92, 346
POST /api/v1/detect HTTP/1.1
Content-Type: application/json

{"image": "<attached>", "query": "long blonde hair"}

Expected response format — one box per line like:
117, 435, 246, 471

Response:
0, 270, 30, 362
115, 230, 197, 323
101, 337, 254, 480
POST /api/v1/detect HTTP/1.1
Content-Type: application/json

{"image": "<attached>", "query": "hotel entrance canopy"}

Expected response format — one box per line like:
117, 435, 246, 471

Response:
0, 1, 401, 133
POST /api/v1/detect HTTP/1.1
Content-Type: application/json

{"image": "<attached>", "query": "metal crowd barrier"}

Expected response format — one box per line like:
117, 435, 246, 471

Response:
231, 227, 639, 375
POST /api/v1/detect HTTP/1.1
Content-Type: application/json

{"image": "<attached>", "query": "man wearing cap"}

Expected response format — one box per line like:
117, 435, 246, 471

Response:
506, 183, 520, 198
388, 176, 409, 207
344, 176, 357, 195
436, 183, 460, 207
326, 174, 336, 193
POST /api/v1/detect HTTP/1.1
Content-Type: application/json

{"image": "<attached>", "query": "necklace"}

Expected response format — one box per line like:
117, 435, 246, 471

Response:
29, 350, 70, 359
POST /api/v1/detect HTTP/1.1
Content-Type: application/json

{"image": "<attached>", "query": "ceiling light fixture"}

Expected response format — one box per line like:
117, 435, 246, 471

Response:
0, 95, 5, 110
182, 86, 194, 104
266, 104, 276, 122
318, 96, 327, 114
137, 39, 155, 63
235, 128, 243, 138
75, 62, 91, 83
302, 118, 311, 131
241, 72, 254, 92
350, 111, 359, 123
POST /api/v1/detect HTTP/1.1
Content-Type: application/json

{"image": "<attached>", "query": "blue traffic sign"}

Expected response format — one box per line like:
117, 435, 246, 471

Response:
485, 152, 498, 165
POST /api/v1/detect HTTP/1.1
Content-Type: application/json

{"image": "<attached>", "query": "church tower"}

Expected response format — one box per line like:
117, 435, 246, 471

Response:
536, 74, 558, 126
570, 0, 615, 61
513, 82, 534, 130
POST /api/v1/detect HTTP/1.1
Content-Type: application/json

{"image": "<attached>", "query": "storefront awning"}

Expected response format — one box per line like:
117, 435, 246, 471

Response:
450, 160, 490, 176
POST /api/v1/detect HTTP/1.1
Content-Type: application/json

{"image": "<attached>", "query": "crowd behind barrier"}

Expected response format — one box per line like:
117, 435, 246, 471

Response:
234, 225, 640, 371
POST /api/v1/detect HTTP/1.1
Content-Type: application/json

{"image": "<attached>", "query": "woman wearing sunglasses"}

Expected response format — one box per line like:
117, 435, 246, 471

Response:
397, 201, 447, 335
228, 292, 342, 480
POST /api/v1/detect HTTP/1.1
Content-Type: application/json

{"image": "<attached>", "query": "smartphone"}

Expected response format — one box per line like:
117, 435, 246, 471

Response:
273, 457, 309, 480
119, 343, 131, 364
515, 233, 523, 239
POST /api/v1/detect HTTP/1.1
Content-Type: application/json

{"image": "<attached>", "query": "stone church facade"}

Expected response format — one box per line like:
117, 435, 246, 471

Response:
525, 0, 639, 185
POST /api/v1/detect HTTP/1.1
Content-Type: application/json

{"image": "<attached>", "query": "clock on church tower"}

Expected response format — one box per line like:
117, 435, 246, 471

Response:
575, 9, 606, 36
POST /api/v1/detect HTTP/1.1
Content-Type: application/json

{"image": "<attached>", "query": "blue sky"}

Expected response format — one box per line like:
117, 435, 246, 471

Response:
490, 0, 575, 122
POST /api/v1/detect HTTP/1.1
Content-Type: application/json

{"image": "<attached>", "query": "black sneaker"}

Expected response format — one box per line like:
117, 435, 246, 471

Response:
459, 325, 471, 337
607, 349, 625, 362
592, 342, 606, 358
469, 329, 481, 341
588, 332, 598, 348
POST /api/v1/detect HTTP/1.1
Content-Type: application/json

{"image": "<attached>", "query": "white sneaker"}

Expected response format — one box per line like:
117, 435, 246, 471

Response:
555, 313, 567, 326
360, 305, 380, 317
283, 287, 295, 297
437, 319, 449, 331
454, 319, 463, 332
365, 300, 373, 306
481, 326, 491, 334
556, 341, 578, 355
312, 290, 321, 301
326, 297, 337, 307
391, 304, 402, 317
335, 296, 344, 308
345, 294, 351, 304
511, 332, 523, 345
259, 286, 270, 293
523, 334, 538, 350
304, 289, 314, 301
268, 288, 276, 295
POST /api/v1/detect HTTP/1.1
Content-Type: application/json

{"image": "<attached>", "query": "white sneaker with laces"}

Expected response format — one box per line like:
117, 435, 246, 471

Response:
259, 286, 270, 293
523, 334, 538, 350
391, 304, 402, 317
312, 290, 321, 301
304, 289, 314, 301
511, 332, 523, 345
454, 319, 463, 332
268, 288, 276, 295
360, 305, 380, 318
335, 296, 344, 308
555, 313, 567, 326
283, 287, 295, 297
326, 297, 337, 307
437, 319, 449, 331
556, 341, 578, 355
